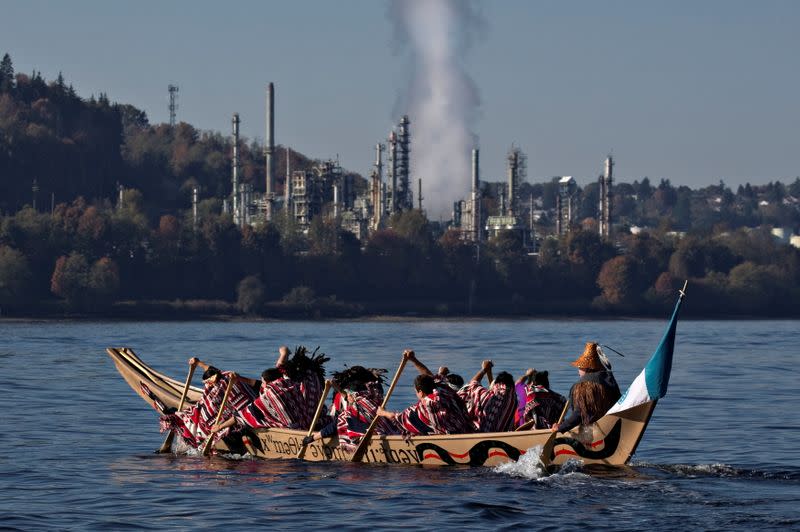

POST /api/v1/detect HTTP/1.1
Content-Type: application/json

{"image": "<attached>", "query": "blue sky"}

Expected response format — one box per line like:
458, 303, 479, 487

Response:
2, 0, 798, 201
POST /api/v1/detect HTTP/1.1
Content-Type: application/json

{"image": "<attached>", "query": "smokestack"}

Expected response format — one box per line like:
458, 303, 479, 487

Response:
375, 142, 383, 182
471, 148, 480, 243
389, 131, 398, 214
232, 113, 240, 225
265, 82, 275, 220
471, 148, 479, 192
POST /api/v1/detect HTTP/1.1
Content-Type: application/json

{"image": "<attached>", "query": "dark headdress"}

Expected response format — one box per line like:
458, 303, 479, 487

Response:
332, 365, 387, 392
284, 345, 330, 385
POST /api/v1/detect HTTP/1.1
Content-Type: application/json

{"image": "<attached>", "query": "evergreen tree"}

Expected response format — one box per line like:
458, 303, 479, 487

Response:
0, 53, 14, 92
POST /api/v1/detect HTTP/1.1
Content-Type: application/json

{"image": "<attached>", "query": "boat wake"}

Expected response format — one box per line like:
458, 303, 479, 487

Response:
631, 461, 800, 482
492, 445, 587, 480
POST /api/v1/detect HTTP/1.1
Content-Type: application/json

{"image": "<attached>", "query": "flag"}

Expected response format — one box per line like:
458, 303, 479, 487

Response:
606, 289, 685, 415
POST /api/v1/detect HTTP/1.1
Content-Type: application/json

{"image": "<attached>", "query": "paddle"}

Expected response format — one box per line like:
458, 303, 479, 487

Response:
296, 380, 332, 459
157, 363, 196, 453
201, 373, 236, 457
539, 402, 570, 470
350, 354, 408, 463
515, 419, 535, 432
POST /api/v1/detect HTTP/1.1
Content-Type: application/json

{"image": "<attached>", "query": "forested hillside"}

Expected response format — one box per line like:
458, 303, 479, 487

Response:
1, 53, 799, 318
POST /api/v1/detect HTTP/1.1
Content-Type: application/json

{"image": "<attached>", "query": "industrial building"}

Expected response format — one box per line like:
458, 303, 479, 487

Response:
598, 155, 614, 241
556, 176, 578, 236
213, 82, 615, 249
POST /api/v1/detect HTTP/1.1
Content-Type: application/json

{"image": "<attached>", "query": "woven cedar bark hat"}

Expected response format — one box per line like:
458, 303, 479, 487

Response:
570, 342, 604, 371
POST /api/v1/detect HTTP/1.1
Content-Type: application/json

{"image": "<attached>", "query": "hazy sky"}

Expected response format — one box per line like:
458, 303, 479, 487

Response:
2, 0, 798, 215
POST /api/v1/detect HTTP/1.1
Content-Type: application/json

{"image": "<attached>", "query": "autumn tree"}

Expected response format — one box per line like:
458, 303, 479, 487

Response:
597, 255, 638, 306
50, 253, 90, 307
0, 245, 31, 306
88, 257, 120, 306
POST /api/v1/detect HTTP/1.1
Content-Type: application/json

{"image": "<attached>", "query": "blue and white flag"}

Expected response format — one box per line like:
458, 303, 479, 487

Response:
606, 290, 684, 415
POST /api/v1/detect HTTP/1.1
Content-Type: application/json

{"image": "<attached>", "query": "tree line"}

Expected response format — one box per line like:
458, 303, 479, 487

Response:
2, 200, 798, 317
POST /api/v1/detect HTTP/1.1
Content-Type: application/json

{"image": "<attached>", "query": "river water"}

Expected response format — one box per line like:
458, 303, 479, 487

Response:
1, 316, 798, 530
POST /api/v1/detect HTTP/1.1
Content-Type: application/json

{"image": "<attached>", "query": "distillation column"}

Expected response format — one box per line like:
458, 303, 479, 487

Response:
232, 113, 240, 226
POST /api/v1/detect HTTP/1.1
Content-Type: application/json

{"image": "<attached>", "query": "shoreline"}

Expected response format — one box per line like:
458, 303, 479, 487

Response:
1, 307, 797, 322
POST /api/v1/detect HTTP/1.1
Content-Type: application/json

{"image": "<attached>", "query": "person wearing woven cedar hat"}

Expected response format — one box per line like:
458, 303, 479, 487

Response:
551, 342, 621, 434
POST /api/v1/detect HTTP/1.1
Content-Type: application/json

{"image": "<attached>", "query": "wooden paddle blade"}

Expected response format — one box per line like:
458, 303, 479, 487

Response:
539, 401, 570, 469
157, 431, 176, 454
539, 433, 558, 468
515, 419, 535, 432
349, 417, 380, 463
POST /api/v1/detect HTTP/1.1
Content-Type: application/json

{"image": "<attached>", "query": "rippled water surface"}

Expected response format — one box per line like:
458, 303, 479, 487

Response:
1, 318, 799, 530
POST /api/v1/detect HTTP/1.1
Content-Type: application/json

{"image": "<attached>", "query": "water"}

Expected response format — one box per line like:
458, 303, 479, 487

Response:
1, 318, 799, 530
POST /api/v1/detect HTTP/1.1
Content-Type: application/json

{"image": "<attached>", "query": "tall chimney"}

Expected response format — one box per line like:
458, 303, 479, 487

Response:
265, 82, 275, 220
232, 113, 240, 225
471, 148, 480, 243
389, 131, 398, 214
375, 142, 384, 182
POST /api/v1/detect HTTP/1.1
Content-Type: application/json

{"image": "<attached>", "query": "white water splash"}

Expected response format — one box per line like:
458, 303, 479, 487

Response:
493, 445, 588, 481
169, 437, 250, 460
493, 445, 549, 479
388, 0, 484, 219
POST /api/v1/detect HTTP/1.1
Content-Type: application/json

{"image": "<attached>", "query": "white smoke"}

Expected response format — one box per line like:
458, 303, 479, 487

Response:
389, 0, 485, 220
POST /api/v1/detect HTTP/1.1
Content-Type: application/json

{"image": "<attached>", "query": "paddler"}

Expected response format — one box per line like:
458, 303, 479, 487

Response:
212, 346, 330, 433
159, 357, 256, 449
521, 369, 566, 429
457, 360, 517, 433
376, 350, 472, 435
551, 342, 621, 433
303, 365, 396, 451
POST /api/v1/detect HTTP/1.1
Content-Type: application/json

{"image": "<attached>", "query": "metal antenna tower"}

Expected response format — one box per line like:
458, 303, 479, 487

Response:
168, 85, 179, 126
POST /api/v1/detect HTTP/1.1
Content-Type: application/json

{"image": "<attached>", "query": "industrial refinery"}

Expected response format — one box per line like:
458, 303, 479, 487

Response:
212, 82, 615, 249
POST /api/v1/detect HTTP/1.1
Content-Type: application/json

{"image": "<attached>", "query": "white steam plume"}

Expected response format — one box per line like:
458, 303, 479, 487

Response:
389, 0, 485, 220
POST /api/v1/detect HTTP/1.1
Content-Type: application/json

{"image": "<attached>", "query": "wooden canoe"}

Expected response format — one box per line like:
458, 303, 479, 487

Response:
107, 285, 688, 468
106, 346, 656, 467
